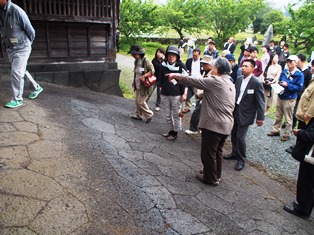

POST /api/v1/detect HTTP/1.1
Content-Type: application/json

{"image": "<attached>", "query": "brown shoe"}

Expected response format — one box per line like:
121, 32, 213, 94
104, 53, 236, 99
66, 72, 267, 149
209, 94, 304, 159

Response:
146, 116, 153, 123
131, 115, 142, 120
281, 136, 290, 141
181, 108, 190, 114
267, 131, 280, 136
195, 174, 219, 186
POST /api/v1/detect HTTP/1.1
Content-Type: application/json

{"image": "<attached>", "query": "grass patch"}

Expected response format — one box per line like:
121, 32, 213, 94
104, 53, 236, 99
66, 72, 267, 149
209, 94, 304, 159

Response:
119, 66, 135, 99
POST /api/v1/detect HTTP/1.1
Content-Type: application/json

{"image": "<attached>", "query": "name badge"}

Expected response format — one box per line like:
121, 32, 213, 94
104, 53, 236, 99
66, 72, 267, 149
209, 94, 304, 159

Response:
140, 68, 144, 72
247, 89, 254, 94
10, 38, 18, 44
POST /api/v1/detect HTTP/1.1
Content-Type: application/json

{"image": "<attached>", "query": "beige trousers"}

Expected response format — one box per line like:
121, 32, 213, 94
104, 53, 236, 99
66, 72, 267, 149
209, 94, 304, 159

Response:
134, 89, 153, 119
273, 98, 296, 136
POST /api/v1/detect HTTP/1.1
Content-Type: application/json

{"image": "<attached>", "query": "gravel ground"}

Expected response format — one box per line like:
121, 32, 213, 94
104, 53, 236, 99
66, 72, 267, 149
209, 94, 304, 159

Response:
116, 53, 300, 188
247, 117, 298, 181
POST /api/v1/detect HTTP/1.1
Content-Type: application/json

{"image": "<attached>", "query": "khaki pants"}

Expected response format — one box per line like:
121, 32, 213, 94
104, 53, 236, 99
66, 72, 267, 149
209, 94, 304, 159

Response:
134, 90, 153, 119
273, 98, 296, 136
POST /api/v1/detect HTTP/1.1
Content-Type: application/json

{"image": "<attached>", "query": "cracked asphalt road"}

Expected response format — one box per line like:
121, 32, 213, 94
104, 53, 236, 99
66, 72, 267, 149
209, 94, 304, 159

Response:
0, 60, 313, 234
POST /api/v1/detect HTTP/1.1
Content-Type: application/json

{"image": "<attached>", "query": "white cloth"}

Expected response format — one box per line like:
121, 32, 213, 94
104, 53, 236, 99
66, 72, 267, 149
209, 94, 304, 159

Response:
237, 75, 252, 104
191, 59, 202, 78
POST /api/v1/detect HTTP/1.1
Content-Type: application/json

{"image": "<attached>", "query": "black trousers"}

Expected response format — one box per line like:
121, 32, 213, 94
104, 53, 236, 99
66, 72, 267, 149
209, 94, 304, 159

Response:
231, 106, 249, 163
146, 83, 161, 106
201, 128, 228, 183
189, 100, 201, 131
295, 161, 314, 216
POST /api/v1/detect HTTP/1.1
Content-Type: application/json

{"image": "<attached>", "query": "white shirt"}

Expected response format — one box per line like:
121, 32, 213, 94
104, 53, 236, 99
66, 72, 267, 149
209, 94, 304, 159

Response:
237, 74, 252, 104
191, 59, 202, 78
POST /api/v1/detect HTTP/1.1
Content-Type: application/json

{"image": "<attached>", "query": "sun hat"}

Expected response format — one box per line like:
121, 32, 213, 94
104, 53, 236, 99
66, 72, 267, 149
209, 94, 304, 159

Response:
200, 55, 214, 65
127, 44, 145, 55
165, 45, 180, 59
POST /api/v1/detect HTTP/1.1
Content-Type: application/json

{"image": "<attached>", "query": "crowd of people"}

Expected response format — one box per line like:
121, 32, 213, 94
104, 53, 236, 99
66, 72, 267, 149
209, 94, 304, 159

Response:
128, 34, 314, 219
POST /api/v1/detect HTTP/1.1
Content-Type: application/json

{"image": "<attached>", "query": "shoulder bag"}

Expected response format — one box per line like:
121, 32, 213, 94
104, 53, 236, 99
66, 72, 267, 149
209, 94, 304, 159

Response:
142, 75, 157, 88
141, 57, 156, 88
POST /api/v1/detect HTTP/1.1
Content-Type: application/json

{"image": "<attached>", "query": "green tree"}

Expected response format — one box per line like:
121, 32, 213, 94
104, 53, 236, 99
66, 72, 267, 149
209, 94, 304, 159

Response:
119, 0, 160, 45
283, 1, 314, 53
252, 6, 272, 33
160, 0, 208, 38
204, 0, 265, 46
260, 10, 284, 34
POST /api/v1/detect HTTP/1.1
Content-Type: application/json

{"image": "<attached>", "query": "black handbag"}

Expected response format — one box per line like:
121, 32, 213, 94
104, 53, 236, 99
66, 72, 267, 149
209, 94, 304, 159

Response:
291, 123, 314, 162
291, 141, 310, 162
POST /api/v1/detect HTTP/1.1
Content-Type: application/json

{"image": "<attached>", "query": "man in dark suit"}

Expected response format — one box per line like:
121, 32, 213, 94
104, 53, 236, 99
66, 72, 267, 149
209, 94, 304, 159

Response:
182, 48, 202, 113
224, 59, 265, 171
224, 37, 236, 54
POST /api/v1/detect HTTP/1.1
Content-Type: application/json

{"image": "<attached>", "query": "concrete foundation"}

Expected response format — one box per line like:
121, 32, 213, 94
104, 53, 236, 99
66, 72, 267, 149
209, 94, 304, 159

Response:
0, 62, 122, 97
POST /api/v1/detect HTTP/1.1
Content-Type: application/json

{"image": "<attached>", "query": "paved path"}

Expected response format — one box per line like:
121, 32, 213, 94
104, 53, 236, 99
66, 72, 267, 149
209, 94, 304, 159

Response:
0, 72, 313, 234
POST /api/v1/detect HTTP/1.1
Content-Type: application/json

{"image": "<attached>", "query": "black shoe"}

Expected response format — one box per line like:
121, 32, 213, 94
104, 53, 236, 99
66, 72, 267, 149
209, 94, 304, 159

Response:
223, 154, 237, 160
283, 204, 309, 219
285, 146, 294, 154
162, 130, 173, 137
234, 161, 245, 171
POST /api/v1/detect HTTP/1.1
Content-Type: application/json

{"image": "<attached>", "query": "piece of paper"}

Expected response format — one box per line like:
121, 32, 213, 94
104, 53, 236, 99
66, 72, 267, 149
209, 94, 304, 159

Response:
271, 83, 284, 94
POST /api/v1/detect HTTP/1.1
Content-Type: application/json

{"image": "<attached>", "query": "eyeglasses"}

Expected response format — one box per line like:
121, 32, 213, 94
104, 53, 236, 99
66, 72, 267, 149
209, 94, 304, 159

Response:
286, 60, 294, 63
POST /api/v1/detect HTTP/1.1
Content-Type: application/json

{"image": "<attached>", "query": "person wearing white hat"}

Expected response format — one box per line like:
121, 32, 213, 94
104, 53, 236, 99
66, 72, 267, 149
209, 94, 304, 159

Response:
268, 55, 304, 141
185, 55, 214, 135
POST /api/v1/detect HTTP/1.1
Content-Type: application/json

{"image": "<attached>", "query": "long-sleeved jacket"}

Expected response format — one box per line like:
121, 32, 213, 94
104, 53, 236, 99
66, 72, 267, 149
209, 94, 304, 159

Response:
133, 56, 155, 95
296, 78, 314, 122
203, 48, 219, 59
278, 68, 304, 100
0, 0, 35, 50
235, 75, 265, 126
160, 60, 187, 96
181, 74, 235, 135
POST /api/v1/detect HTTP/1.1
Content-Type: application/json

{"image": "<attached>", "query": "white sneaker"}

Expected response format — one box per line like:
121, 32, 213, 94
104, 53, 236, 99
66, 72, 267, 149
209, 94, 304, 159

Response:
155, 106, 160, 111
185, 130, 198, 135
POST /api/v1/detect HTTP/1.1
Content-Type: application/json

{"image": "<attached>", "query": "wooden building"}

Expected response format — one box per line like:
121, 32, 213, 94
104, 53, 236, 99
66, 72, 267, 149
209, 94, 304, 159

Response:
0, 0, 122, 96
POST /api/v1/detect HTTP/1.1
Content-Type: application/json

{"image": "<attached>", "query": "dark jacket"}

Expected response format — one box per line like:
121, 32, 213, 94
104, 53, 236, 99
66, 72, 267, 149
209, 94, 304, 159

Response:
230, 63, 239, 84
152, 57, 164, 83
297, 67, 312, 100
160, 60, 187, 96
224, 43, 236, 54
235, 75, 265, 126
